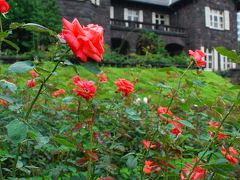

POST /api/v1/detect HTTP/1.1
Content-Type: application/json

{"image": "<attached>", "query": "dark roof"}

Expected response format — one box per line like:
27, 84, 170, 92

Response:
127, 0, 181, 6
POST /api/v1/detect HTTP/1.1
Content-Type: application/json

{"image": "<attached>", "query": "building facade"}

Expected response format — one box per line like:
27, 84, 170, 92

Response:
57, 0, 239, 71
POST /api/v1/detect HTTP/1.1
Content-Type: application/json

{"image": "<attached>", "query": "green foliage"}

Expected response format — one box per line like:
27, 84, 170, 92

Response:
6, 119, 28, 144
215, 46, 240, 63
136, 31, 167, 55
8, 61, 34, 74
103, 45, 189, 67
3, 0, 61, 53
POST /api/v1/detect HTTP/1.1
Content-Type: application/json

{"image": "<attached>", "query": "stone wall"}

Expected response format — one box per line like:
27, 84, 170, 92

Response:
57, 0, 111, 44
173, 0, 238, 50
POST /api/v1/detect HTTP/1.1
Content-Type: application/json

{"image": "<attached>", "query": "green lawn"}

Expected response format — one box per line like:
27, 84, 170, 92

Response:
0, 62, 237, 106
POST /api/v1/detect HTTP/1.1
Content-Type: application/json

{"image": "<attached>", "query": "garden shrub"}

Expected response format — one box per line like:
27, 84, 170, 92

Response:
3, 0, 61, 53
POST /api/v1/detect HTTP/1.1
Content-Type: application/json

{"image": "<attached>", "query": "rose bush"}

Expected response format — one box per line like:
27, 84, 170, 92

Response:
0, 5, 239, 179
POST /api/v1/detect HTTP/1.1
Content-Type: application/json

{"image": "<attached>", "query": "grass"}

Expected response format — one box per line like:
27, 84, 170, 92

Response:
0, 61, 237, 107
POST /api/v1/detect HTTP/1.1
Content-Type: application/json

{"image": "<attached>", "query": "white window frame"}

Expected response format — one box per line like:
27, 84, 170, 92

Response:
128, 9, 139, 22
205, 7, 230, 30
90, 0, 100, 6
205, 48, 213, 70
124, 8, 143, 28
152, 12, 169, 30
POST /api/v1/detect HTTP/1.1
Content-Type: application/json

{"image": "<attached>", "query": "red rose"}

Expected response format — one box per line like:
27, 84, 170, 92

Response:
115, 78, 134, 96
51, 89, 65, 98
96, 73, 107, 83
189, 50, 206, 67
208, 122, 227, 140
27, 79, 36, 88
157, 106, 172, 122
180, 159, 208, 180
0, 0, 9, 14
61, 18, 104, 62
29, 70, 39, 79
221, 145, 238, 164
73, 75, 96, 101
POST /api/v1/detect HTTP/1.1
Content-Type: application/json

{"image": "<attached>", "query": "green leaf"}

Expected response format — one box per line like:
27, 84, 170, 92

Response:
53, 137, 75, 149
81, 60, 102, 74
2, 39, 20, 52
0, 94, 16, 103
6, 119, 28, 144
178, 120, 195, 129
157, 82, 172, 89
0, 32, 9, 39
10, 22, 56, 36
35, 136, 50, 149
0, 80, 17, 93
8, 61, 34, 74
126, 155, 138, 169
192, 79, 205, 87
125, 108, 141, 121
198, 150, 214, 159
9, 22, 24, 29
215, 47, 240, 63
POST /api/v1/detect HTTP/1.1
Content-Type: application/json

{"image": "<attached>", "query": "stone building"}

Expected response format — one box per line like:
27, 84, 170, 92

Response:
57, 0, 240, 71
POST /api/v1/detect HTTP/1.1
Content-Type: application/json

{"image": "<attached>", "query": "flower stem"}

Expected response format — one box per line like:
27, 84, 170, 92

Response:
166, 61, 193, 113
77, 98, 81, 121
0, 16, 3, 53
0, 162, 3, 179
186, 100, 236, 180
12, 145, 21, 177
24, 50, 69, 121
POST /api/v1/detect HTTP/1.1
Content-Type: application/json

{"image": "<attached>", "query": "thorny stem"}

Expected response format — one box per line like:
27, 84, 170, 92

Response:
12, 145, 21, 177
150, 62, 193, 141
0, 16, 3, 53
186, 99, 237, 180
166, 61, 193, 113
77, 98, 81, 121
24, 49, 70, 121
87, 104, 97, 180
141, 62, 193, 179
0, 162, 3, 179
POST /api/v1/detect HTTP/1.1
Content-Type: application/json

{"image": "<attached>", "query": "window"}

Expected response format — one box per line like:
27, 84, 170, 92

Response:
205, 7, 230, 30
205, 48, 213, 70
152, 12, 169, 30
128, 10, 139, 22
222, 56, 231, 70
210, 9, 224, 29
91, 0, 100, 6
124, 8, 143, 28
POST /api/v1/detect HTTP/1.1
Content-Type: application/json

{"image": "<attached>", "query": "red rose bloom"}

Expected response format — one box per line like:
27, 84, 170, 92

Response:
0, 0, 10, 14
96, 73, 107, 83
180, 159, 208, 180
208, 122, 227, 140
29, 70, 39, 78
157, 106, 173, 122
73, 75, 96, 101
61, 18, 104, 62
221, 145, 238, 164
189, 50, 206, 67
52, 89, 65, 98
0, 99, 7, 106
115, 78, 134, 96
143, 160, 161, 174
27, 79, 36, 88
